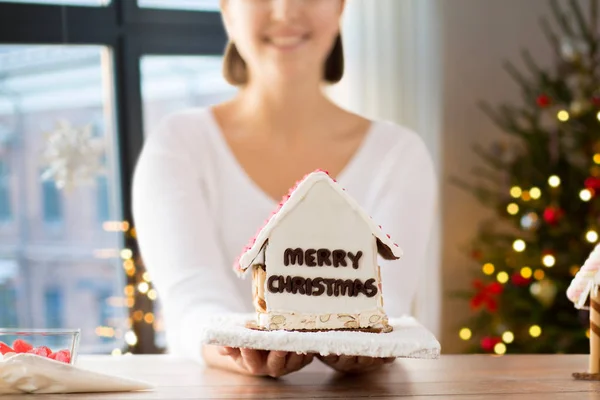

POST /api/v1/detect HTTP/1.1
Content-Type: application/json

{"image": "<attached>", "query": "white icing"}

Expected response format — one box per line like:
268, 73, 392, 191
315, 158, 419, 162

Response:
237, 171, 403, 275
264, 180, 381, 315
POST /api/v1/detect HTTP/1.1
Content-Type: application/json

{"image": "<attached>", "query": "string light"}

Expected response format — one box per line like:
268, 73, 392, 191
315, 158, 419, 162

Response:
513, 239, 526, 252
147, 289, 158, 301
482, 263, 495, 275
124, 285, 134, 297
557, 110, 570, 121
459, 327, 472, 340
548, 175, 561, 187
520, 267, 532, 279
103, 221, 130, 232
126, 298, 135, 308
580, 189, 593, 201
587, 230, 599, 243
510, 186, 522, 198
95, 326, 115, 338
137, 282, 149, 294
521, 191, 531, 201
507, 203, 519, 215
570, 265, 580, 276
502, 331, 514, 343
494, 343, 507, 355
497, 272, 509, 284
529, 325, 542, 337
597, 111, 600, 122
144, 313, 155, 324
542, 255, 556, 267
529, 187, 541, 199
594, 154, 600, 164
120, 249, 133, 260
534, 269, 545, 280
587, 329, 591, 339
123, 259, 134, 270
124, 331, 138, 346
134, 310, 144, 321
142, 272, 151, 282
111, 348, 122, 356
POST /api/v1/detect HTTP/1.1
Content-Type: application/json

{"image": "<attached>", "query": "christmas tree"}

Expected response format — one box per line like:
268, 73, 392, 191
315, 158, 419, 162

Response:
456, 0, 600, 354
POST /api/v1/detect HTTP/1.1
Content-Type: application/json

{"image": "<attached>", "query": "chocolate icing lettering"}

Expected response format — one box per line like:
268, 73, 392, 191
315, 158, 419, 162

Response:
347, 251, 363, 269
267, 276, 279, 293
317, 249, 332, 266
266, 275, 379, 298
324, 278, 336, 296
312, 278, 325, 296
332, 250, 347, 267
335, 279, 355, 296
292, 277, 306, 295
305, 249, 317, 266
364, 278, 378, 297
284, 248, 303, 266
353, 279, 364, 296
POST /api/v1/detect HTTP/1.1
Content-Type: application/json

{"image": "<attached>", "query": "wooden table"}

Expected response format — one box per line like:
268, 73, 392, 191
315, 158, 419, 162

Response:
36, 354, 600, 399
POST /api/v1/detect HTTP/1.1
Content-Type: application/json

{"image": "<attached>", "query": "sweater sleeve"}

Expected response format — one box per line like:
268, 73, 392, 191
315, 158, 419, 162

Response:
370, 132, 438, 318
132, 116, 245, 364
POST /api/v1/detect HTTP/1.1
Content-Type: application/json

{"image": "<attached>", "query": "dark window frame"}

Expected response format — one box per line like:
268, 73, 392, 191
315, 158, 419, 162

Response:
0, 0, 227, 353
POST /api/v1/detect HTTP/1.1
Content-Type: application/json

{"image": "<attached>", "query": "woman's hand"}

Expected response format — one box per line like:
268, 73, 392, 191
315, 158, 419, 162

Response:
214, 346, 314, 378
317, 354, 395, 374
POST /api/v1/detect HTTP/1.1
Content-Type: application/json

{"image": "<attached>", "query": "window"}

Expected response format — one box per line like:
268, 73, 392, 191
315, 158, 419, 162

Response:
0, 44, 126, 352
0, 260, 18, 327
44, 288, 64, 328
97, 176, 110, 223
2, 0, 110, 6
137, 0, 219, 11
0, 161, 11, 222
1, 1, 227, 354
41, 179, 63, 224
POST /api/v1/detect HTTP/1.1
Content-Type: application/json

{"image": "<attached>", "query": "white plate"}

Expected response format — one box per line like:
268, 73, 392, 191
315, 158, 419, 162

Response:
200, 313, 440, 359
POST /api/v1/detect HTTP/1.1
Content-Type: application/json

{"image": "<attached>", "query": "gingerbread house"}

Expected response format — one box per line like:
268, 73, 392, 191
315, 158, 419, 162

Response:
234, 170, 403, 332
568, 244, 600, 379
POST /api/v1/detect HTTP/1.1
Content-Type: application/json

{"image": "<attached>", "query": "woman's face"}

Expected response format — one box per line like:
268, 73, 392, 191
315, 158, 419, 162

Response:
222, 0, 344, 83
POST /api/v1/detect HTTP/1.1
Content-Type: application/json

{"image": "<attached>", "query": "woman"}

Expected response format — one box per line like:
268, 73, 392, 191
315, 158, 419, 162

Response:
133, 0, 437, 378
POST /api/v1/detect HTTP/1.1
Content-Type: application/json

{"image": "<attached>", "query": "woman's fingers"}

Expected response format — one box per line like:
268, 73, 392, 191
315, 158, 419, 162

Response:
300, 353, 315, 368
240, 348, 267, 375
218, 346, 238, 357
266, 351, 288, 377
285, 352, 307, 372
357, 356, 376, 368
337, 355, 359, 370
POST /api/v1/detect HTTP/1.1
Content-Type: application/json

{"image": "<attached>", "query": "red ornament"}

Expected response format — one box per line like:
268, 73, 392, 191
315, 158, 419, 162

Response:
511, 271, 531, 286
585, 177, 600, 191
543, 206, 564, 225
480, 336, 502, 352
593, 96, 600, 107
470, 279, 503, 312
536, 94, 551, 108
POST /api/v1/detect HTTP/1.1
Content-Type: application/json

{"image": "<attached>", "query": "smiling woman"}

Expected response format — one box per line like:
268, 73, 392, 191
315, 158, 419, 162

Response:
133, 0, 436, 379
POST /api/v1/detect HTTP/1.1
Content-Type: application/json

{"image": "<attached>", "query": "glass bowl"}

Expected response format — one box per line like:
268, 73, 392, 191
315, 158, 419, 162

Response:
0, 328, 80, 365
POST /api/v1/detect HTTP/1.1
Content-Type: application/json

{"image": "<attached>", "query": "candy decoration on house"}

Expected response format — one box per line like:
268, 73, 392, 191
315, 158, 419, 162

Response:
40, 119, 105, 191
568, 244, 600, 380
235, 170, 403, 333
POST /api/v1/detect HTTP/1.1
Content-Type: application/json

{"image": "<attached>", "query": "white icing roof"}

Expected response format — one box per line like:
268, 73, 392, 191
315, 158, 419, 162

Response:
234, 170, 404, 277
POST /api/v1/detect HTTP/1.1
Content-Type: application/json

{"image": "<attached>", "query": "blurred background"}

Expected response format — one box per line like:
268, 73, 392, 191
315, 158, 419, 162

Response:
0, 0, 597, 356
